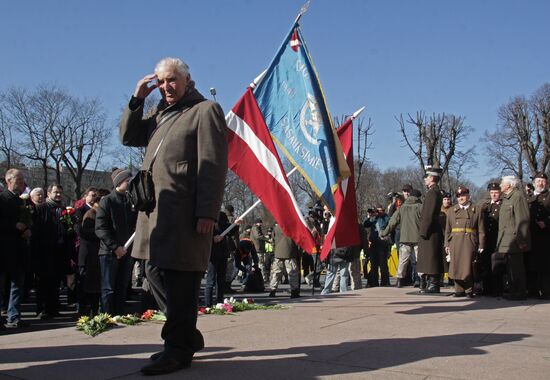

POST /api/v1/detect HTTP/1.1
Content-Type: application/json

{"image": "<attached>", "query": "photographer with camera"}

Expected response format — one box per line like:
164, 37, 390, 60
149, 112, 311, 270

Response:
363, 203, 391, 287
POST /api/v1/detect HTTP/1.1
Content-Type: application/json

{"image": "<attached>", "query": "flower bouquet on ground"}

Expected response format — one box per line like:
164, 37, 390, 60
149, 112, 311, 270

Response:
76, 313, 117, 337
141, 309, 167, 322
198, 297, 283, 315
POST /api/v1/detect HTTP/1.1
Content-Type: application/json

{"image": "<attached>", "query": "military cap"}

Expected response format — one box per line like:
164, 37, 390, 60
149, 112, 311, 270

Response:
532, 172, 548, 180
487, 182, 500, 191
424, 165, 442, 177
402, 184, 413, 192
455, 186, 470, 197
442, 191, 452, 199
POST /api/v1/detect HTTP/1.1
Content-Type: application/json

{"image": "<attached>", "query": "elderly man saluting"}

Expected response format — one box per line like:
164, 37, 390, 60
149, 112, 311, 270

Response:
120, 57, 228, 375
445, 186, 485, 298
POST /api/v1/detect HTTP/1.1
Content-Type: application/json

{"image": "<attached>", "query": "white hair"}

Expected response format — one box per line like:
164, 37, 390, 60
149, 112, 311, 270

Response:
30, 187, 44, 196
155, 57, 190, 78
501, 175, 519, 188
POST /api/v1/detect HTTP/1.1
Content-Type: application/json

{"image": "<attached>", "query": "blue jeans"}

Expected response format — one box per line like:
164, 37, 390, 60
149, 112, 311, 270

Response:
204, 258, 227, 307
99, 254, 134, 315
321, 262, 349, 295
0, 271, 25, 323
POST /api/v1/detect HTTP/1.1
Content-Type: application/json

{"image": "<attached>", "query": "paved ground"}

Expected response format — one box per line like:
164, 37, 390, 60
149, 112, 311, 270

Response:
1, 283, 550, 379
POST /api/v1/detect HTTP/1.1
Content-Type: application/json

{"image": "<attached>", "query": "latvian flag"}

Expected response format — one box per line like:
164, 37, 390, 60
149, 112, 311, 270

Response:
226, 88, 317, 253
320, 114, 361, 260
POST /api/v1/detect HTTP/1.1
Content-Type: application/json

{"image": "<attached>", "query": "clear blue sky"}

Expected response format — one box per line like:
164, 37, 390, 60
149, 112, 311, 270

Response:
2, 0, 549, 185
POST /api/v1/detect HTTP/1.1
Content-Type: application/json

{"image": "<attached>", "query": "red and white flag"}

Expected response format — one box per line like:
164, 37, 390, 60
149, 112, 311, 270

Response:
320, 114, 361, 260
226, 88, 317, 253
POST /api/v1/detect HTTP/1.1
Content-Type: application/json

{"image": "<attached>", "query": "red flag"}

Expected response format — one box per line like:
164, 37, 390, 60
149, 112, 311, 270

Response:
226, 88, 317, 254
320, 117, 360, 260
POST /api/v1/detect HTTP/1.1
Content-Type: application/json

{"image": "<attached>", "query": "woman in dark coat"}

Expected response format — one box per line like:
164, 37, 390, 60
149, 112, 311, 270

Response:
77, 203, 101, 316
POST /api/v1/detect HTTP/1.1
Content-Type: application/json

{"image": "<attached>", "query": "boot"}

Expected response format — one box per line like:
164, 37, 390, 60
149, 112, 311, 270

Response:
420, 275, 427, 291
290, 289, 300, 298
422, 276, 440, 294
396, 279, 403, 288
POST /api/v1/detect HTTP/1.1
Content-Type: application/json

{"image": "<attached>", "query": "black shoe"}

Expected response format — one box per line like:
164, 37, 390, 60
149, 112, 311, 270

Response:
150, 351, 163, 361
453, 292, 466, 297
290, 290, 300, 298
268, 290, 276, 297
466, 292, 474, 298
6, 319, 30, 328
396, 279, 403, 288
140, 355, 191, 376
413, 281, 420, 288
38, 311, 52, 320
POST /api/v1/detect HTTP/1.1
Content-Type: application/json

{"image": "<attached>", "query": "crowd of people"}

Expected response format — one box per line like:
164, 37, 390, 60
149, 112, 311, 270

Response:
2, 56, 549, 376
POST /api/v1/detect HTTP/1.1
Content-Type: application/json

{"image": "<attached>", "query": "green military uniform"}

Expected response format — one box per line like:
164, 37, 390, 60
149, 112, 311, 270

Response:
527, 188, 550, 298
445, 203, 485, 295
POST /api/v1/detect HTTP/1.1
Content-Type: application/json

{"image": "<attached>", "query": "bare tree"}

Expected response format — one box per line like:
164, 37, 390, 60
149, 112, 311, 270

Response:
52, 97, 111, 199
397, 112, 474, 182
485, 84, 550, 181
2, 85, 70, 188
0, 108, 18, 168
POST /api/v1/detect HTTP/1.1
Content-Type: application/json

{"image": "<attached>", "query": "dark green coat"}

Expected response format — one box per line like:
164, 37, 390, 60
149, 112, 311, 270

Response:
120, 86, 228, 272
417, 184, 444, 275
496, 188, 531, 254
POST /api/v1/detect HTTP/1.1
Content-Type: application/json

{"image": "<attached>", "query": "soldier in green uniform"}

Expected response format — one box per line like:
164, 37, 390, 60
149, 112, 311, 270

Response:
445, 186, 485, 297
480, 182, 503, 295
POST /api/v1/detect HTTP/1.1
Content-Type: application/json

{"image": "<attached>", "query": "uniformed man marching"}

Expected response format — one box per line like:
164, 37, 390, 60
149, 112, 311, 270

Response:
445, 186, 486, 297
526, 172, 550, 299
480, 182, 503, 295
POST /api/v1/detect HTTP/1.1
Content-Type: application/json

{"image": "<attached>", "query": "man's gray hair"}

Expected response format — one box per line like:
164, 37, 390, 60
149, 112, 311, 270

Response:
155, 57, 190, 78
501, 175, 519, 188
5, 168, 21, 182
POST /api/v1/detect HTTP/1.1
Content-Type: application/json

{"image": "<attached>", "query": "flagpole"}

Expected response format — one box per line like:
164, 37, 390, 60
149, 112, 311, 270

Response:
123, 167, 300, 249
294, 0, 311, 24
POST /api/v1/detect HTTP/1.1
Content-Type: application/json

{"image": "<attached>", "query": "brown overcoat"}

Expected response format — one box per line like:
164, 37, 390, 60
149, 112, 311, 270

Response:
445, 204, 485, 280
417, 184, 444, 275
120, 87, 228, 272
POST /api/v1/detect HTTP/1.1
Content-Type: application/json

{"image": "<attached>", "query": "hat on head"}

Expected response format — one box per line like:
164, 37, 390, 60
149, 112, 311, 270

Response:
424, 165, 442, 178
111, 168, 132, 187
532, 172, 548, 180
410, 189, 422, 198
487, 182, 500, 191
455, 186, 470, 197
402, 184, 413, 192
442, 191, 452, 199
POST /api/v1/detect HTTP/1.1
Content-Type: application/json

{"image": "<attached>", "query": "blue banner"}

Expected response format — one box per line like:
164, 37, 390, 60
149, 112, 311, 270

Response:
253, 24, 347, 210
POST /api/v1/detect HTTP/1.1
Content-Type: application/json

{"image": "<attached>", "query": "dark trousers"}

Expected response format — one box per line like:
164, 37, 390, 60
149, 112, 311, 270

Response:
507, 252, 526, 298
204, 258, 227, 307
99, 253, 134, 315
145, 261, 167, 313
368, 242, 390, 286
147, 265, 204, 361
36, 272, 61, 314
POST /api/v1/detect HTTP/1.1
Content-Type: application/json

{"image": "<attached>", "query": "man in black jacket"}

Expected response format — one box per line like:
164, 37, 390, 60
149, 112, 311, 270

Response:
0, 169, 31, 328
95, 169, 137, 315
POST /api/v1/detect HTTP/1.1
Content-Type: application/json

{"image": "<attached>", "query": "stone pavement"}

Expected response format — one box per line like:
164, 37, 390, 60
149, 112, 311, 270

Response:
1, 286, 549, 379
